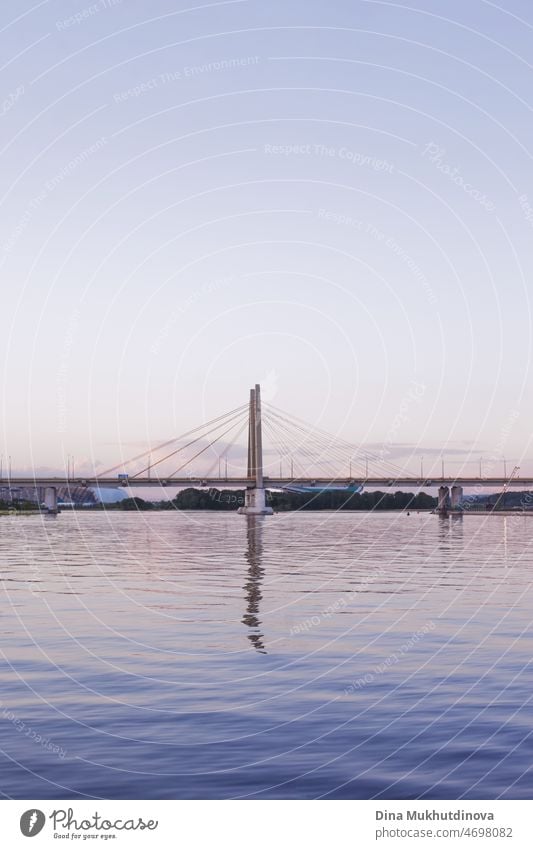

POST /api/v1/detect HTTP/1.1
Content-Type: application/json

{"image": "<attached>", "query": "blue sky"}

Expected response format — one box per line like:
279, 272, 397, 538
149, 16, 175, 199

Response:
1, 0, 532, 478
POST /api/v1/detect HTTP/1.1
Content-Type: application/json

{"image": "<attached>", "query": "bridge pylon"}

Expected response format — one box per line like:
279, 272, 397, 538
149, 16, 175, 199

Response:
237, 384, 273, 516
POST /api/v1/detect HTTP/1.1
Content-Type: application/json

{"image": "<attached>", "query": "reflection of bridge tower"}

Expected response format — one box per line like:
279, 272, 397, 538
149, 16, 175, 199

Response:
237, 384, 273, 516
242, 516, 266, 653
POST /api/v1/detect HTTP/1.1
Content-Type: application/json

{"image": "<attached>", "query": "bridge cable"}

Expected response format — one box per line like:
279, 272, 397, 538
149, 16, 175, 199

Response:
262, 408, 361, 478
262, 417, 303, 480
97, 403, 248, 477
263, 412, 352, 480
203, 417, 250, 479
263, 405, 411, 480
166, 411, 249, 478
131, 407, 249, 478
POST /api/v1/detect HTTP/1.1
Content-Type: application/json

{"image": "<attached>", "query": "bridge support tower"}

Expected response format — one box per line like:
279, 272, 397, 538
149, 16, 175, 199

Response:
451, 485, 463, 511
437, 485, 449, 516
44, 486, 58, 514
238, 384, 273, 516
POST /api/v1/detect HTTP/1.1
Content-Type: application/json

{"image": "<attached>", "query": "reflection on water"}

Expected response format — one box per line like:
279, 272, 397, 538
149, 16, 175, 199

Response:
242, 517, 266, 654
0, 511, 532, 800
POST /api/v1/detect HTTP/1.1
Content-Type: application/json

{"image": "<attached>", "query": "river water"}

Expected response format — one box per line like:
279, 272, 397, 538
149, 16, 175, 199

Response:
0, 511, 531, 799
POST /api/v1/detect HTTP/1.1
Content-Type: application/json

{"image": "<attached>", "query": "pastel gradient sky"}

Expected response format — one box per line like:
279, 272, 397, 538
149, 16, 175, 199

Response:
1, 0, 532, 478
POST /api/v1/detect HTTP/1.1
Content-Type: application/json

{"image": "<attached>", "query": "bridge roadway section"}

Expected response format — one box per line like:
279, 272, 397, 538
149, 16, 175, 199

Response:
5, 476, 533, 489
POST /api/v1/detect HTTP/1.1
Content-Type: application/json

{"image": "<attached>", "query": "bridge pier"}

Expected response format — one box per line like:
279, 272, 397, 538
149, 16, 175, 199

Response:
43, 486, 58, 514
241, 487, 271, 515
238, 384, 273, 516
451, 485, 463, 511
437, 485, 449, 515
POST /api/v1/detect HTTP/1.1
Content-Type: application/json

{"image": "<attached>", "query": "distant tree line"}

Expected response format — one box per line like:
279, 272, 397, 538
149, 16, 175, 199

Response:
265, 489, 436, 512
0, 498, 38, 512
110, 488, 437, 512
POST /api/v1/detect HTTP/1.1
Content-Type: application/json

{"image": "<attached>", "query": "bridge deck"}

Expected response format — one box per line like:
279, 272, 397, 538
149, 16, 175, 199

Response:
3, 477, 533, 489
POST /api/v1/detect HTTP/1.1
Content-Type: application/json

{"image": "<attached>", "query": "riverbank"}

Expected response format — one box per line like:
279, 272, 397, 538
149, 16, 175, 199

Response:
438, 509, 533, 517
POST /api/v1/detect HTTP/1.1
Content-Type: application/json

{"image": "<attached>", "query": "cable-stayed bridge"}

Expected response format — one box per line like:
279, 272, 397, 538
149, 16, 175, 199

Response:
3, 383, 532, 514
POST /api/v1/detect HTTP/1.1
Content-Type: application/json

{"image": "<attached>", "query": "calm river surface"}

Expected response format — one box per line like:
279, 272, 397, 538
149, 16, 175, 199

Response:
0, 511, 532, 799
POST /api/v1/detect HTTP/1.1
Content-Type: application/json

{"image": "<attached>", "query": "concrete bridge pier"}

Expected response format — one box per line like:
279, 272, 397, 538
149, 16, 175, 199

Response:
43, 486, 58, 514
451, 485, 463, 511
437, 485, 449, 515
241, 486, 271, 514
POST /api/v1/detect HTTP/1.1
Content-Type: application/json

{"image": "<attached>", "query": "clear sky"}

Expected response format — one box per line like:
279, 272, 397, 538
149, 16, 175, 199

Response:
1, 0, 532, 478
